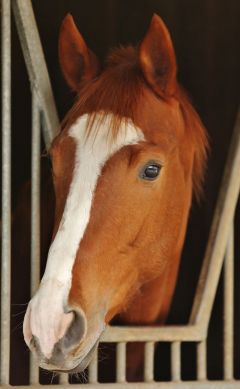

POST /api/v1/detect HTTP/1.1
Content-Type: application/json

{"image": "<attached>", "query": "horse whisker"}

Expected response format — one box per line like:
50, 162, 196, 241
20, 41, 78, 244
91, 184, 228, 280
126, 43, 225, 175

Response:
12, 310, 27, 317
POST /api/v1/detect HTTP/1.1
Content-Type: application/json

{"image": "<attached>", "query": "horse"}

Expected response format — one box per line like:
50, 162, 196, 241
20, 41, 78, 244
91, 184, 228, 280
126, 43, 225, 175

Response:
23, 13, 208, 377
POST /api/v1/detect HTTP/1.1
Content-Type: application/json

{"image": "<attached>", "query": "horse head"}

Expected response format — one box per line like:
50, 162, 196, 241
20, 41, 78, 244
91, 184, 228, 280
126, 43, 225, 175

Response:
23, 14, 208, 372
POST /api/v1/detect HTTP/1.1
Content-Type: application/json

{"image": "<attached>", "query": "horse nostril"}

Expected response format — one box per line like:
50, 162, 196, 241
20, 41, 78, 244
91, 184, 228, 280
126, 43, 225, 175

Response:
61, 308, 87, 351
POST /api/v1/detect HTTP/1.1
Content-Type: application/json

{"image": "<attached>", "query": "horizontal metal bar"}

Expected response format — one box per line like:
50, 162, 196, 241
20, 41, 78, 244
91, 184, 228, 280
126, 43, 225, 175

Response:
1, 380, 239, 388
12, 0, 59, 148
101, 325, 205, 343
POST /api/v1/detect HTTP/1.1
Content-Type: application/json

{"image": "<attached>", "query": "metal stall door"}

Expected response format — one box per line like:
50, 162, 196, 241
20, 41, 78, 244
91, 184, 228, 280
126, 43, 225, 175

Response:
1, 0, 240, 388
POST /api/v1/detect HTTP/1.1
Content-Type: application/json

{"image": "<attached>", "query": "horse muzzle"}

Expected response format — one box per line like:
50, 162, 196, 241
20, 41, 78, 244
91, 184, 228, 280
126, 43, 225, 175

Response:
24, 299, 104, 372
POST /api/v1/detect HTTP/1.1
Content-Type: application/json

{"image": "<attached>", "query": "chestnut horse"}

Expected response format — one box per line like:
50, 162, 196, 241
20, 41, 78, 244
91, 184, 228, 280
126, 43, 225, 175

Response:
23, 14, 208, 375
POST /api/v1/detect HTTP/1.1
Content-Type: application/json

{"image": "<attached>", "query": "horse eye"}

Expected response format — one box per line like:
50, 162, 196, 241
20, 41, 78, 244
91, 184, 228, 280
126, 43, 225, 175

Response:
140, 162, 161, 181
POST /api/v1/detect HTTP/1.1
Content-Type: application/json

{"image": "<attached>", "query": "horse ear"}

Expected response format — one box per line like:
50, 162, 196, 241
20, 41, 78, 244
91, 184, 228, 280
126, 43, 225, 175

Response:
59, 14, 99, 91
139, 14, 177, 97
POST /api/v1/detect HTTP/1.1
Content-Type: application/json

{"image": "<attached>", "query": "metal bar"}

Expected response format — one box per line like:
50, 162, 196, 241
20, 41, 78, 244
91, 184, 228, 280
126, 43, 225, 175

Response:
0, 0, 11, 384
30, 91, 41, 296
144, 342, 154, 382
12, 0, 59, 148
88, 348, 98, 383
58, 374, 69, 385
171, 342, 181, 381
3, 382, 239, 388
197, 341, 207, 381
101, 325, 204, 343
190, 106, 240, 328
29, 90, 41, 384
224, 224, 234, 380
116, 342, 126, 383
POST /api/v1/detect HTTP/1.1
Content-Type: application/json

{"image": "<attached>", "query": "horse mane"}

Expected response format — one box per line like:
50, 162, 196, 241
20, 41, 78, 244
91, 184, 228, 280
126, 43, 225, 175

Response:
176, 87, 209, 199
61, 45, 209, 198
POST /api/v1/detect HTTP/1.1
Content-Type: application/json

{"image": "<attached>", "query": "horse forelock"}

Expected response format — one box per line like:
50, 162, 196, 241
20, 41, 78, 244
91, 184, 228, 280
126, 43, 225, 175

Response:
60, 46, 143, 137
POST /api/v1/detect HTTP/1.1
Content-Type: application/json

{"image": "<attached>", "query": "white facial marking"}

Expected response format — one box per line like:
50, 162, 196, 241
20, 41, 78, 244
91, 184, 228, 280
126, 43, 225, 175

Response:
25, 113, 144, 359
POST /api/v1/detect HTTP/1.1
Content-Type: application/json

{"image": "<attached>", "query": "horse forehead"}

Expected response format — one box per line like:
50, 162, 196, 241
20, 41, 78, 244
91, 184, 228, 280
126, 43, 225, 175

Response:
52, 113, 145, 175
67, 113, 145, 162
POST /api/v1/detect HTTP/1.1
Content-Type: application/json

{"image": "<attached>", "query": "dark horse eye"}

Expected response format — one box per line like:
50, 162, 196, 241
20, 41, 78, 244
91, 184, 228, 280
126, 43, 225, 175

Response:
140, 162, 161, 181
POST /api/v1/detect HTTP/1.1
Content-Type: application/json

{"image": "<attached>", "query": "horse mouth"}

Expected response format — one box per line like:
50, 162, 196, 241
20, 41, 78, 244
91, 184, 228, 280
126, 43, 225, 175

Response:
52, 338, 99, 373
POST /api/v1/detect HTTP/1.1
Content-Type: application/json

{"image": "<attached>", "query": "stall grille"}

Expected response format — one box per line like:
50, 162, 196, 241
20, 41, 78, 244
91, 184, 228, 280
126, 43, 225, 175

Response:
1, 0, 239, 387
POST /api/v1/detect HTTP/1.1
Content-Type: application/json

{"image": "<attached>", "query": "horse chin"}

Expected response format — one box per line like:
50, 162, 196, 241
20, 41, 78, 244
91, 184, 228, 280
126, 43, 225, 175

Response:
39, 336, 100, 374
66, 340, 99, 373
55, 339, 99, 373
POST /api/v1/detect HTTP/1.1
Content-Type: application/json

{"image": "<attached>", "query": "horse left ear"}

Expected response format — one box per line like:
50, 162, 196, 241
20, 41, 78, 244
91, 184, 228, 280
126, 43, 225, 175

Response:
59, 14, 99, 91
139, 14, 177, 97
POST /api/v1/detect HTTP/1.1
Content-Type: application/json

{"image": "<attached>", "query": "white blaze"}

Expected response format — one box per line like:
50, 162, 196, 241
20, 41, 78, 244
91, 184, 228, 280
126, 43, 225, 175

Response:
24, 113, 144, 358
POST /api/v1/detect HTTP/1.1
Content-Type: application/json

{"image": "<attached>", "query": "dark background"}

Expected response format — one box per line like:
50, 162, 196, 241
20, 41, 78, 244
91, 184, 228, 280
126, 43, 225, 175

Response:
9, 0, 240, 384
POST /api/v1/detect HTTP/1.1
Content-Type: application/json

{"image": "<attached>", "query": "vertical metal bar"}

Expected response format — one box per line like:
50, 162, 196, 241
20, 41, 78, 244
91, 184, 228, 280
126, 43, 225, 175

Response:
12, 0, 60, 149
224, 223, 234, 380
0, 0, 11, 384
171, 342, 181, 381
116, 342, 126, 383
29, 90, 41, 384
144, 342, 154, 382
30, 90, 41, 296
197, 340, 207, 380
88, 348, 98, 383
59, 374, 69, 385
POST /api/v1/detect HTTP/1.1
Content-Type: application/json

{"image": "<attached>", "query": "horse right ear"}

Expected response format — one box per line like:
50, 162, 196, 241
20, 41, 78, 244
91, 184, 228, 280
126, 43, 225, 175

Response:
59, 14, 99, 91
139, 14, 177, 97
